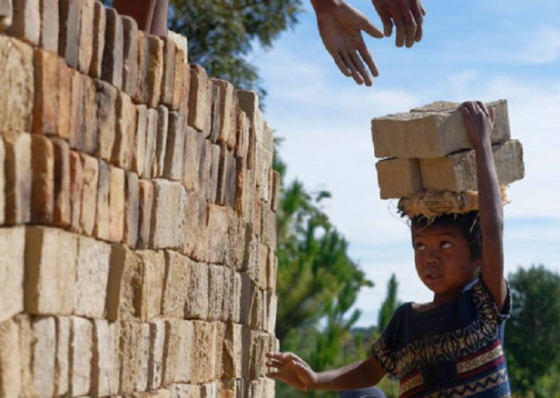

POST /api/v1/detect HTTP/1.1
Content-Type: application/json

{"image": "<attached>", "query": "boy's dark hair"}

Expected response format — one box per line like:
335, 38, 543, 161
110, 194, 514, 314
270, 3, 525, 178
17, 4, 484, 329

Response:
410, 211, 483, 259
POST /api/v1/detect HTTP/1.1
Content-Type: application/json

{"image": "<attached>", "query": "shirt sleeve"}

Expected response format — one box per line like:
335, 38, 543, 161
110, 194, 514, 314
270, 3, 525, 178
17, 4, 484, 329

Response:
369, 305, 406, 377
471, 277, 512, 325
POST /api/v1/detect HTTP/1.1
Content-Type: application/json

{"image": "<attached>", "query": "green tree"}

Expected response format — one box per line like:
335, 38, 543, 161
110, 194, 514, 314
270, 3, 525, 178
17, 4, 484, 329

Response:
505, 265, 560, 396
168, 0, 304, 98
377, 273, 399, 331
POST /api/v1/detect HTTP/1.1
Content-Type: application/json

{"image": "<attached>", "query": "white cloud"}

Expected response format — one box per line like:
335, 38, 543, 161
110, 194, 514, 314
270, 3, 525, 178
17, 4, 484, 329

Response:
516, 26, 560, 65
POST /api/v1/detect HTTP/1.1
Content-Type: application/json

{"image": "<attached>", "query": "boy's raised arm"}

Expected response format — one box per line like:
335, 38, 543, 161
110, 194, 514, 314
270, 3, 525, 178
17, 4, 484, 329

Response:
459, 101, 508, 312
266, 351, 385, 391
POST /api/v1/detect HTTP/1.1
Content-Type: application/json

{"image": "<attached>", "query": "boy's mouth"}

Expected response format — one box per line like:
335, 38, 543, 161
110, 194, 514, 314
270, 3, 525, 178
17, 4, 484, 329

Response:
424, 272, 444, 283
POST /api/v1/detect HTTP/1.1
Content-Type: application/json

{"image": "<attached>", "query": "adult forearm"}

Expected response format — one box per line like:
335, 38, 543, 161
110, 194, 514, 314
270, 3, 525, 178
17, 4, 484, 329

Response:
311, 360, 379, 391
310, 0, 340, 13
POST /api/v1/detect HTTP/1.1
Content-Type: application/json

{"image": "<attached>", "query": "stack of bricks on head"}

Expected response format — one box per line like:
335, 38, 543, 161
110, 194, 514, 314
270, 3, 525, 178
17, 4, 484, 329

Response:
0, 0, 280, 397
372, 101, 525, 219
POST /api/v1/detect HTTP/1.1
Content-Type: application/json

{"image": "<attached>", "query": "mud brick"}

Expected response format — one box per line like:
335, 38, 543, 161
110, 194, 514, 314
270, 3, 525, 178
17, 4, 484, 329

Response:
266, 293, 277, 334
7, 0, 39, 44
133, 105, 148, 176
160, 36, 177, 107
74, 235, 111, 318
25, 227, 77, 314
207, 265, 225, 321
54, 317, 70, 396
213, 322, 226, 379
11, 316, 33, 397
146, 35, 164, 108
224, 150, 237, 208
94, 159, 110, 240
80, 155, 99, 236
137, 250, 165, 321
163, 112, 186, 181
0, 140, 4, 224
227, 209, 246, 270
154, 105, 169, 178
51, 139, 71, 227
190, 321, 217, 384
172, 47, 185, 110
124, 171, 139, 247
136, 323, 151, 391
241, 231, 259, 276
189, 65, 212, 135
82, 76, 98, 154
4, 133, 32, 224
134, 31, 149, 104
221, 267, 234, 322
113, 91, 137, 169
255, 144, 273, 203
118, 321, 142, 393
91, 320, 120, 397
256, 243, 268, 290
148, 320, 166, 390
106, 245, 142, 321
68, 69, 84, 150
235, 159, 253, 219
150, 179, 187, 250
207, 143, 220, 202
178, 62, 191, 116
109, 166, 125, 242
57, 60, 72, 140
231, 272, 242, 323
143, 108, 158, 178
0, 37, 34, 134
421, 139, 525, 192
212, 79, 237, 148
122, 15, 138, 97
102, 7, 123, 89
216, 142, 228, 205
261, 208, 277, 248
223, 323, 243, 379
237, 90, 259, 128
0, 228, 25, 323
373, 100, 511, 159
69, 317, 92, 397
0, 0, 12, 31
376, 158, 423, 199
206, 204, 229, 264
182, 126, 200, 191
163, 319, 193, 384
184, 261, 209, 320
30, 134, 54, 224
271, 170, 281, 212
95, 80, 118, 161
198, 136, 212, 201
209, 82, 222, 143
31, 317, 56, 396
182, 192, 208, 261
137, 179, 153, 249
267, 249, 278, 291
58, 0, 80, 68
33, 48, 59, 135
77, 0, 93, 73
161, 251, 192, 317
89, 0, 105, 78
236, 109, 250, 159
69, 151, 83, 231
240, 273, 258, 326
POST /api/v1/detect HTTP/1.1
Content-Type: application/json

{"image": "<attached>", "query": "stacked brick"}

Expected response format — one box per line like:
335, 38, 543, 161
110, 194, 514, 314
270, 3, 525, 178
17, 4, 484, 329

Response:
372, 101, 525, 216
0, 1, 279, 397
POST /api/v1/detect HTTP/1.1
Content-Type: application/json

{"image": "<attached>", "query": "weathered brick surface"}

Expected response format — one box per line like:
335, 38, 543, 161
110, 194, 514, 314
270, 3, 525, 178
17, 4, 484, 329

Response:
31, 317, 56, 397
148, 320, 166, 390
69, 316, 92, 396
184, 261, 209, 320
189, 65, 212, 135
154, 105, 169, 178
122, 15, 138, 97
58, 60, 72, 140
7, 0, 39, 45
162, 251, 192, 317
0, 319, 21, 397
164, 112, 186, 181
91, 319, 119, 396
0, 139, 5, 225
161, 36, 177, 107
30, 134, 55, 224
0, 37, 34, 135
133, 105, 148, 176
372, 100, 511, 159
150, 179, 186, 250
89, 0, 105, 78
124, 171, 139, 247
420, 139, 525, 192
137, 178, 153, 249
109, 166, 125, 242
106, 245, 141, 321
147, 35, 164, 108
190, 321, 217, 384
0, 227, 25, 323
137, 250, 165, 321
94, 159, 110, 240
52, 139, 71, 227
163, 319, 193, 385
69, 151, 83, 232
0, 0, 12, 31
33, 48, 60, 135
58, 0, 80, 69
4, 133, 32, 225
95, 80, 118, 162
54, 317, 71, 396
144, 108, 159, 178
113, 91, 136, 169
25, 227, 77, 315
102, 7, 123, 89
376, 158, 423, 199
77, 0, 94, 73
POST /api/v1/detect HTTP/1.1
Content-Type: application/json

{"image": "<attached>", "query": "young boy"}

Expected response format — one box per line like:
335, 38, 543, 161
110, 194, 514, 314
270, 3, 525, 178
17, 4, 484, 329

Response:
266, 101, 511, 396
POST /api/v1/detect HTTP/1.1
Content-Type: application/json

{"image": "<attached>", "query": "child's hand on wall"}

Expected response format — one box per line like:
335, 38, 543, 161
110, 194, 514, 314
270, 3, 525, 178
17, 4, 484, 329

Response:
459, 101, 496, 149
312, 0, 384, 86
266, 352, 317, 391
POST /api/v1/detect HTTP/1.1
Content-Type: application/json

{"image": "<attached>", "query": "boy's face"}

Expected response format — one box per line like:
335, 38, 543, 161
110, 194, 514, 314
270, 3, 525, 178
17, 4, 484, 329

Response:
412, 222, 480, 296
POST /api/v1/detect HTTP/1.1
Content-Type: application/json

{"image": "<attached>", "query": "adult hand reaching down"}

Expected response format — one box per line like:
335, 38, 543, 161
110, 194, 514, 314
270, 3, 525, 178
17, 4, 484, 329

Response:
312, 0, 384, 86
372, 0, 426, 48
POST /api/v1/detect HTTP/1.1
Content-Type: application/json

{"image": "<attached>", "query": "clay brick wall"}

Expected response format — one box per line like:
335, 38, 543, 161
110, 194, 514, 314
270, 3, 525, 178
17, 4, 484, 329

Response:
0, 1, 279, 397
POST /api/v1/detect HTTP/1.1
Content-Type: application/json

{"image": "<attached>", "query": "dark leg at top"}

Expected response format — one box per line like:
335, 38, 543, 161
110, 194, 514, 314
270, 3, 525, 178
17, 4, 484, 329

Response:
113, 0, 168, 36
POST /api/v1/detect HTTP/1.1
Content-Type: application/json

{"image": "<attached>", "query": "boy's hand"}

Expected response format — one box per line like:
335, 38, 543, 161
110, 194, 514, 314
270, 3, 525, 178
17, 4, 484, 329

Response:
313, 0, 384, 86
372, 0, 426, 48
266, 352, 317, 391
459, 101, 496, 149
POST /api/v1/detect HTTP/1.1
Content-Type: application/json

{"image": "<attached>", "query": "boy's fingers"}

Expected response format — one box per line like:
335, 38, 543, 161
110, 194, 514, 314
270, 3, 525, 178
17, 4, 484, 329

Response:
350, 52, 372, 86
362, 18, 384, 39
266, 360, 283, 368
334, 52, 352, 77
476, 101, 489, 116
458, 105, 470, 116
463, 101, 477, 114
489, 106, 496, 123
341, 52, 364, 85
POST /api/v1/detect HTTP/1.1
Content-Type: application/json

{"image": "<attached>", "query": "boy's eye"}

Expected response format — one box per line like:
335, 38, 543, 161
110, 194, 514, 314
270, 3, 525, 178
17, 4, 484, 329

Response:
441, 241, 452, 249
416, 243, 426, 251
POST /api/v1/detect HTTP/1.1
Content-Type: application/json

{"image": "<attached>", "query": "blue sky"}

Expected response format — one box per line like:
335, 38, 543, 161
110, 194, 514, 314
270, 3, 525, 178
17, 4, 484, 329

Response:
251, 0, 560, 327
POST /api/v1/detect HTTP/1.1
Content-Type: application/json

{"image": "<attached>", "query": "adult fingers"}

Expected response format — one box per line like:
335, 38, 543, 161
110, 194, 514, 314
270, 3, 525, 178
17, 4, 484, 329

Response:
375, 7, 394, 37
266, 359, 283, 369
411, 0, 424, 42
358, 45, 379, 78
402, 9, 417, 48
476, 101, 489, 116
388, 7, 406, 47
350, 51, 372, 86
333, 52, 352, 77
361, 16, 384, 39
266, 352, 285, 360
341, 52, 364, 85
